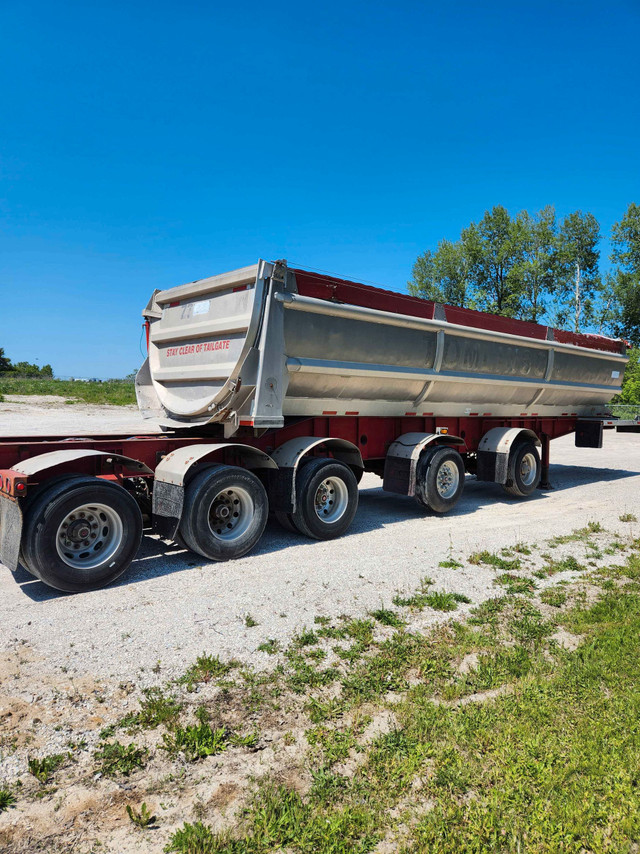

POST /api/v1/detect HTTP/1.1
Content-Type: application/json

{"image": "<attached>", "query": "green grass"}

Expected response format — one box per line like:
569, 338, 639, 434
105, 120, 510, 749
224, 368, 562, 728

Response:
28, 753, 65, 783
0, 376, 136, 405
495, 573, 537, 595
168, 572, 640, 853
438, 558, 463, 569
179, 654, 239, 688
126, 801, 157, 828
120, 687, 182, 731
257, 639, 281, 655
548, 521, 604, 548
163, 721, 230, 761
620, 512, 638, 523
540, 586, 568, 607
94, 741, 148, 776
369, 607, 405, 627
0, 788, 16, 811
468, 550, 522, 571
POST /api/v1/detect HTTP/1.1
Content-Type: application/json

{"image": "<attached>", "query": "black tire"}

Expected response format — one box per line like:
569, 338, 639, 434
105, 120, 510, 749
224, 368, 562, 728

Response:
179, 466, 268, 561
19, 474, 86, 579
22, 476, 143, 593
275, 510, 298, 533
290, 458, 359, 540
503, 441, 541, 497
415, 446, 465, 514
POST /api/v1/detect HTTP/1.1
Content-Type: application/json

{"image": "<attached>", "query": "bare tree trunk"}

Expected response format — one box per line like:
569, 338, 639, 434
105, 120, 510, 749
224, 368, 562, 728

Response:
574, 261, 581, 332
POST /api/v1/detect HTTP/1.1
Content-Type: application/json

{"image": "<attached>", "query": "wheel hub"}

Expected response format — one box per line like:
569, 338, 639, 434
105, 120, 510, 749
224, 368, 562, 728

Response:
313, 477, 349, 523
56, 503, 123, 568
207, 487, 254, 540
435, 460, 460, 499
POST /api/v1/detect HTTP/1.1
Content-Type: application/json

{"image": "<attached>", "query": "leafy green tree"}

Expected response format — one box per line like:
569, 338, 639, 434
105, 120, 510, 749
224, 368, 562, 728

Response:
0, 348, 12, 372
463, 206, 525, 318
610, 202, 640, 346
615, 347, 640, 405
555, 211, 601, 331
516, 206, 558, 323
408, 239, 473, 307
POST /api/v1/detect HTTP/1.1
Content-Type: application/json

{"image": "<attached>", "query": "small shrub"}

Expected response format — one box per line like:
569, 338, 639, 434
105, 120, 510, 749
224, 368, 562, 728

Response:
620, 512, 637, 523
244, 614, 258, 628
438, 558, 463, 569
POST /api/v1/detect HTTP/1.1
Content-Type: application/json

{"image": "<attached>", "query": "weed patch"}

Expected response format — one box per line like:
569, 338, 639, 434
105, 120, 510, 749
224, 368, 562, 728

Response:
94, 741, 148, 776
469, 551, 522, 571
28, 753, 65, 783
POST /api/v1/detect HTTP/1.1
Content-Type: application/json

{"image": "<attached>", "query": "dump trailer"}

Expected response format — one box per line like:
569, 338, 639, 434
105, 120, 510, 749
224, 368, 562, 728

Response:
1, 259, 638, 593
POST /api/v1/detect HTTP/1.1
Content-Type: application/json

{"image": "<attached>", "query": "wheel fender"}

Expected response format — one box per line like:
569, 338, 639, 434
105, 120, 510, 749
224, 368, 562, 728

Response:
383, 432, 465, 496
1, 451, 151, 573
477, 428, 541, 484
152, 443, 278, 539
13, 449, 153, 478
270, 437, 364, 514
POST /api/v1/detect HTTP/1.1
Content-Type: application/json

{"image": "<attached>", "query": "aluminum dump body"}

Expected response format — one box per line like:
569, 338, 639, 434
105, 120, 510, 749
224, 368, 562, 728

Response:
137, 259, 628, 431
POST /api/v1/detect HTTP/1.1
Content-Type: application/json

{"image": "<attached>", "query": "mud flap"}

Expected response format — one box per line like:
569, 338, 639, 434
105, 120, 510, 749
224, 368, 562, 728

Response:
0, 496, 23, 573
152, 481, 183, 540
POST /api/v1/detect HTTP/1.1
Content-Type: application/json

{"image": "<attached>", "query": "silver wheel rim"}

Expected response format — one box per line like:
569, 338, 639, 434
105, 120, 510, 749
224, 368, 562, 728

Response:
436, 460, 460, 499
207, 486, 254, 541
56, 502, 123, 570
519, 452, 537, 487
314, 477, 349, 524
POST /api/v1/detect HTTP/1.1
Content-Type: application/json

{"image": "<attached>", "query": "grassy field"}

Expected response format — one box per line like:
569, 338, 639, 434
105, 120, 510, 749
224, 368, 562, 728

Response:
0, 376, 136, 405
2, 526, 640, 853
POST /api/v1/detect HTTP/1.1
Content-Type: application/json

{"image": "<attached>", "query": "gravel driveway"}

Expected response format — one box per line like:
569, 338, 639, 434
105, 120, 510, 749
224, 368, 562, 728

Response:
1, 399, 639, 686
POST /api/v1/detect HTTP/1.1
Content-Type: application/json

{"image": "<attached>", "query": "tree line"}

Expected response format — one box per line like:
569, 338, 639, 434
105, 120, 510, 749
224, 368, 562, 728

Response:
0, 348, 53, 377
408, 202, 640, 346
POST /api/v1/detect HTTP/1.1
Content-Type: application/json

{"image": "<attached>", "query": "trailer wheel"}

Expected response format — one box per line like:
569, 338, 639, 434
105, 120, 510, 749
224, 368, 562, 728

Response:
503, 441, 541, 497
22, 476, 143, 592
179, 466, 268, 561
17, 474, 87, 578
290, 458, 358, 540
415, 446, 465, 514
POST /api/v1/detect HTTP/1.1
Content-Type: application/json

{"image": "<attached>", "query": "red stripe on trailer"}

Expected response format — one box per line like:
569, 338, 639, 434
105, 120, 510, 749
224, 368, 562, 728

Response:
233, 285, 248, 292
422, 412, 433, 416
239, 420, 254, 426
405, 412, 416, 416
345, 411, 359, 415
482, 412, 491, 416
469, 412, 478, 416
322, 411, 337, 415
293, 267, 625, 354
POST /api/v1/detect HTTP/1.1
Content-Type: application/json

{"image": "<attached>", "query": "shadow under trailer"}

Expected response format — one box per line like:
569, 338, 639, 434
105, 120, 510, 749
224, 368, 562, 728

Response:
1, 260, 638, 592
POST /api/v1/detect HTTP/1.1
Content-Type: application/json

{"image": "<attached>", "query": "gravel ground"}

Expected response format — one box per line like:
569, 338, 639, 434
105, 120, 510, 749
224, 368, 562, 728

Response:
1, 399, 639, 853
1, 398, 639, 685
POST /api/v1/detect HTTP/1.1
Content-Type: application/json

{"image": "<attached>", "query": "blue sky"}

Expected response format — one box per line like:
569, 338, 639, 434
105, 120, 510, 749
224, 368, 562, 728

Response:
1, 0, 638, 378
